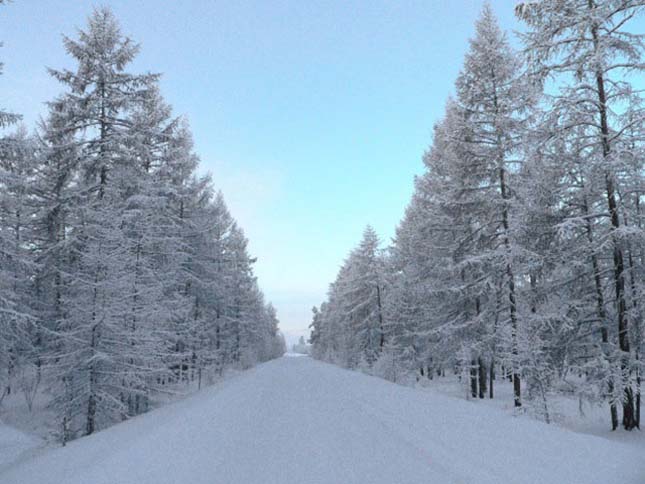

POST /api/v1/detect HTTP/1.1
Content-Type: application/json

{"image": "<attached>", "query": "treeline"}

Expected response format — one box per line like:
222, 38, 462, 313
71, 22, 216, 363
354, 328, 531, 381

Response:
0, 7, 285, 443
310, 1, 644, 431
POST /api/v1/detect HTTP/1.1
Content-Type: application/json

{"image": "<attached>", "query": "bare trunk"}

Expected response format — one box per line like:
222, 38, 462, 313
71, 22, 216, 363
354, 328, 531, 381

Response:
588, 1, 635, 430
489, 359, 495, 399
376, 283, 385, 349
583, 194, 618, 430
491, 69, 521, 407
501, 167, 521, 407
470, 358, 478, 398
625, 218, 641, 429
86, 324, 98, 436
478, 357, 487, 399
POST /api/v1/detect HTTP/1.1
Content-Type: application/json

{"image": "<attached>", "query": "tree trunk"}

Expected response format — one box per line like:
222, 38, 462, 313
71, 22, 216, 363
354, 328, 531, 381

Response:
491, 71, 521, 408
470, 358, 478, 398
589, 3, 635, 430
625, 214, 641, 429
376, 283, 385, 349
583, 194, 618, 430
489, 359, 494, 399
478, 357, 487, 399
501, 167, 521, 408
86, 327, 98, 436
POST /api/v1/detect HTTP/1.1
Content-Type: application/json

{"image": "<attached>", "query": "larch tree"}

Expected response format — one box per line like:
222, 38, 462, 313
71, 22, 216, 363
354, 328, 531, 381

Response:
517, 0, 645, 430
0, 1, 27, 399
447, 5, 535, 406
0, 128, 38, 401
0, 5, 283, 445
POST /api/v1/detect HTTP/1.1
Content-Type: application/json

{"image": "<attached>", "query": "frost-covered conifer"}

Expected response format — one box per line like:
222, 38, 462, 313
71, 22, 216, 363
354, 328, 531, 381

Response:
517, 0, 645, 430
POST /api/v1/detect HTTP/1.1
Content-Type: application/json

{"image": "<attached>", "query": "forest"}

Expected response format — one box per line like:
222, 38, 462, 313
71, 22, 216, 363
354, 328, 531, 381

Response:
310, 1, 645, 431
1, 2, 645, 483
0, 6, 285, 444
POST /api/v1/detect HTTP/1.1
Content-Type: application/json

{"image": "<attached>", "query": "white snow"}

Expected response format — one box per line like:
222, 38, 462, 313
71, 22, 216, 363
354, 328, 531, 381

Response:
1, 356, 643, 484
0, 421, 43, 471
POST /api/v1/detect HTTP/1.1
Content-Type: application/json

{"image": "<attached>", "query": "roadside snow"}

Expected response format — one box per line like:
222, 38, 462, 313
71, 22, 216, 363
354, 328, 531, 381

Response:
415, 371, 645, 452
1, 357, 643, 484
0, 421, 43, 472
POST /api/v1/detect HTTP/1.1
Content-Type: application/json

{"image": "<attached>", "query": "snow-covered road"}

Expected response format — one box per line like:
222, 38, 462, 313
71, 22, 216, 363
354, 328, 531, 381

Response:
1, 356, 643, 484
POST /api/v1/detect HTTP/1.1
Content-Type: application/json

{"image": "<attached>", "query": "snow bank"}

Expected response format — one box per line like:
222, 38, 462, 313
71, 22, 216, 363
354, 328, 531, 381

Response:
0, 421, 43, 472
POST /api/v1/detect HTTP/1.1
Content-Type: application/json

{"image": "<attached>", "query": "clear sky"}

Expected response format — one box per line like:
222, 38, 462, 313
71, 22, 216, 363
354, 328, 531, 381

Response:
0, 0, 523, 345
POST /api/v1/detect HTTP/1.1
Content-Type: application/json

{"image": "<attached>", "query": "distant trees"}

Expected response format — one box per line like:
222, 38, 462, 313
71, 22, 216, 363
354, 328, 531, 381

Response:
311, 2, 644, 432
0, 7, 284, 443
310, 226, 386, 368
291, 336, 310, 355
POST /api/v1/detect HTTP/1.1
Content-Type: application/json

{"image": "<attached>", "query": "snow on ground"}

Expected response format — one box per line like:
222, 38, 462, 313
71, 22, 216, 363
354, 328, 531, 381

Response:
1, 356, 644, 484
0, 421, 43, 471
0, 389, 51, 473
420, 373, 645, 451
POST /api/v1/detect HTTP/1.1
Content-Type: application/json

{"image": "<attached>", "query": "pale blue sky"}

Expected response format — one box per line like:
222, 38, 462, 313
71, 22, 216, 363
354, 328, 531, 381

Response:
1, 0, 522, 343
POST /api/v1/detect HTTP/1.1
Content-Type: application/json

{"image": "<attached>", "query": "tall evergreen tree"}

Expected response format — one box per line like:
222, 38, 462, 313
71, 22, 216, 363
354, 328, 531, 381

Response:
0, 5, 283, 444
517, 0, 645, 430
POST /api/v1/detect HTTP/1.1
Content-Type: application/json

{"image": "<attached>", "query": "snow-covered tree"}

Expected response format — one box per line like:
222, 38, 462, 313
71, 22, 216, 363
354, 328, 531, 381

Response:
0, 128, 38, 401
517, 0, 645, 430
311, 226, 386, 368
26, 7, 283, 442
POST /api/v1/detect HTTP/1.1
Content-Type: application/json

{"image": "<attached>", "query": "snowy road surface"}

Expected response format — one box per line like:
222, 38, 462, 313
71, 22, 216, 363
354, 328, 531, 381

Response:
1, 356, 644, 484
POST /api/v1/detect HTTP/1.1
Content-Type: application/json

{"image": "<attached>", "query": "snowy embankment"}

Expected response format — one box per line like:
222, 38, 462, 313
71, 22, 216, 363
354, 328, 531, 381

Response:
0, 422, 43, 471
1, 357, 643, 484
